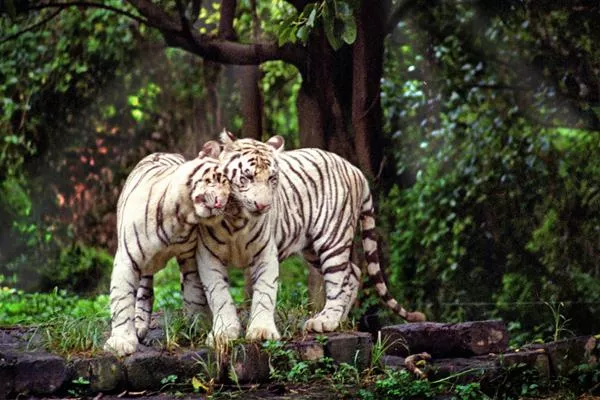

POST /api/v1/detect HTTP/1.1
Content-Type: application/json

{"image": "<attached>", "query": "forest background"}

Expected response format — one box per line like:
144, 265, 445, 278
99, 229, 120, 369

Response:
1, 0, 599, 345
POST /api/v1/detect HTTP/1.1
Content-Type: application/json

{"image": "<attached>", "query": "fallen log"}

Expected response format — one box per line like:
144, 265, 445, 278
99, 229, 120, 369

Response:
380, 320, 508, 358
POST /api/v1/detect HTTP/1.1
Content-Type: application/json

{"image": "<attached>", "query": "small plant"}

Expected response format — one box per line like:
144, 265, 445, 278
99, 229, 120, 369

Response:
67, 376, 90, 397
160, 374, 178, 389
194, 343, 231, 395
332, 362, 360, 385
453, 382, 488, 400
263, 339, 298, 381
546, 301, 573, 342
315, 334, 329, 345
369, 330, 406, 374
359, 369, 435, 400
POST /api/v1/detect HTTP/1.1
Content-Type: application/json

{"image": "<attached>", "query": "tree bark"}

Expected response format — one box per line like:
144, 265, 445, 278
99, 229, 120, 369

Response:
238, 65, 263, 140
351, 0, 387, 179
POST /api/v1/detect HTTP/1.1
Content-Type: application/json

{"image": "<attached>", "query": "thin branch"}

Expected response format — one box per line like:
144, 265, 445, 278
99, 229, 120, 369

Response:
27, 1, 149, 26
0, 8, 62, 44
174, 0, 194, 41
126, 0, 180, 32
127, 0, 306, 66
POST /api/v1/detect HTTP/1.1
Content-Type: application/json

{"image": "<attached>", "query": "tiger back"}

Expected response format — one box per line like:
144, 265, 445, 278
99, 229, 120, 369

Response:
104, 142, 229, 356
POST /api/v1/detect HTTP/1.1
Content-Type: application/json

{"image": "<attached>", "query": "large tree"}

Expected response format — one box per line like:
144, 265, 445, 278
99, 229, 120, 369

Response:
2, 0, 412, 177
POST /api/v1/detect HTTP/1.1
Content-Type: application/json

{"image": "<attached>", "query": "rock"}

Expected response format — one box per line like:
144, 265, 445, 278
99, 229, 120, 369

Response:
543, 336, 597, 376
288, 340, 324, 362
68, 354, 124, 393
230, 343, 270, 383
176, 348, 212, 380
124, 350, 181, 391
499, 348, 551, 379
323, 332, 372, 369
0, 350, 17, 398
13, 351, 67, 395
381, 320, 508, 358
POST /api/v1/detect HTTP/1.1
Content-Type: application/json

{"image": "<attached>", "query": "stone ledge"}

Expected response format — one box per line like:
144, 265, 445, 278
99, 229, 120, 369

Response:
0, 331, 371, 398
1, 324, 596, 398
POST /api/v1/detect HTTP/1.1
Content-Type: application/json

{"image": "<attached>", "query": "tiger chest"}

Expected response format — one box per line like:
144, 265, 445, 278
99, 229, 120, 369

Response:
203, 224, 262, 268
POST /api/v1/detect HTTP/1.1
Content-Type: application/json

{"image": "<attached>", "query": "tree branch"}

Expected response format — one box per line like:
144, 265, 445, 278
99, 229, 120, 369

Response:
0, 8, 62, 44
218, 0, 237, 40
126, 0, 306, 66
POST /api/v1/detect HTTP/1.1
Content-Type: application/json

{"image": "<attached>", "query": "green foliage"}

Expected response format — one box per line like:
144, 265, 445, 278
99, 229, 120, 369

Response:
260, 61, 301, 146
274, 1, 357, 49
0, 286, 109, 325
39, 244, 113, 295
359, 369, 491, 400
380, 3, 600, 337
0, 1, 139, 288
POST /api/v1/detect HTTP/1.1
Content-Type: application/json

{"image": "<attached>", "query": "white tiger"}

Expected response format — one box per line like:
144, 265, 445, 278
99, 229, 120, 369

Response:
104, 141, 229, 356
195, 131, 425, 344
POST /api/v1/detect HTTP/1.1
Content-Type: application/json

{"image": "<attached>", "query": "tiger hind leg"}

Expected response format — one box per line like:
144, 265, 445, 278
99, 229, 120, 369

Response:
134, 275, 154, 341
179, 256, 211, 318
303, 243, 361, 333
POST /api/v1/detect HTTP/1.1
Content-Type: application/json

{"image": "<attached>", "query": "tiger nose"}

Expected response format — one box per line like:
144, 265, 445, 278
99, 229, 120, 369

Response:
214, 199, 224, 209
255, 202, 270, 211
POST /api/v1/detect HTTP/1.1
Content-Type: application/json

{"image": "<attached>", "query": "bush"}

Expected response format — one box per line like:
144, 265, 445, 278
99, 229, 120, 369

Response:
39, 244, 113, 295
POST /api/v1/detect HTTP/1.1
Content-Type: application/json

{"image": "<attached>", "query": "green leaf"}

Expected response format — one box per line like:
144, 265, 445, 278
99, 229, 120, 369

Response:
341, 18, 357, 45
296, 25, 310, 43
307, 8, 317, 27
323, 4, 343, 50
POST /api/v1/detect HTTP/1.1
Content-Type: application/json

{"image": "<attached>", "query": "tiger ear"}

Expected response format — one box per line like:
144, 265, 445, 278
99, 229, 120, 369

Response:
266, 135, 285, 152
219, 128, 236, 144
198, 140, 221, 159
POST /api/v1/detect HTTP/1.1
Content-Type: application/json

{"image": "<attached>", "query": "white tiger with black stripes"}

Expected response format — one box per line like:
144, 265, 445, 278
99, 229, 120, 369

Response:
104, 141, 229, 356
196, 132, 425, 344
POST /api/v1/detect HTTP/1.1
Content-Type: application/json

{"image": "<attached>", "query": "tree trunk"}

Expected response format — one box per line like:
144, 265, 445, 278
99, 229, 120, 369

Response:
238, 65, 263, 140
352, 0, 387, 180
296, 6, 389, 311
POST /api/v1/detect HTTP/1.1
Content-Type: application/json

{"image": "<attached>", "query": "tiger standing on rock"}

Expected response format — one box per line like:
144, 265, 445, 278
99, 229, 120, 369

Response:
104, 141, 229, 356
195, 131, 425, 345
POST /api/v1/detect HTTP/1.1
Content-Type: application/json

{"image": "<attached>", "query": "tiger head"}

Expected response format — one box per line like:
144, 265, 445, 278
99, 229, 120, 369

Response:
189, 140, 231, 221
219, 130, 284, 216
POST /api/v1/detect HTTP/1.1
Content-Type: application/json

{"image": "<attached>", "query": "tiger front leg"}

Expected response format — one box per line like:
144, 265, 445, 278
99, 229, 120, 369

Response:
245, 244, 281, 341
196, 246, 241, 346
179, 256, 211, 318
104, 250, 141, 356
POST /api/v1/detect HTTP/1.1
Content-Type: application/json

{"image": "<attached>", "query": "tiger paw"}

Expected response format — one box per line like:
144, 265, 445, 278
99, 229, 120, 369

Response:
303, 315, 340, 333
104, 334, 138, 356
245, 320, 280, 342
135, 320, 150, 341
206, 323, 241, 347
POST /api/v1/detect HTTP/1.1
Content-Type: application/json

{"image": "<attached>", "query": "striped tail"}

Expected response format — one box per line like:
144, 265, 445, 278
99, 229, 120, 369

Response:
360, 192, 426, 322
